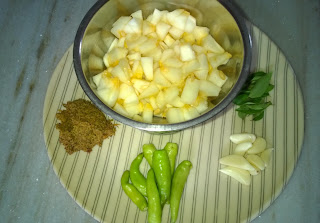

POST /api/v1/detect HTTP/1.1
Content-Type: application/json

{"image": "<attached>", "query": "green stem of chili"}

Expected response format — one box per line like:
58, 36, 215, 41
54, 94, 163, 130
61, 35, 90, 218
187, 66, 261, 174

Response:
130, 153, 147, 196
170, 160, 193, 223
121, 170, 148, 211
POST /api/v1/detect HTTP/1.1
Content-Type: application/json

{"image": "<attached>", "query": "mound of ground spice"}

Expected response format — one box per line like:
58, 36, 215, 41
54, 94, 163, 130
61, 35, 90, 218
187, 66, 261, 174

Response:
56, 99, 116, 154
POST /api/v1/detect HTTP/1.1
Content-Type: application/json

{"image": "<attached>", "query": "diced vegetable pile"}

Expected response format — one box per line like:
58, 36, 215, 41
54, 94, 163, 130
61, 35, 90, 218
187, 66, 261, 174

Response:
92, 9, 231, 123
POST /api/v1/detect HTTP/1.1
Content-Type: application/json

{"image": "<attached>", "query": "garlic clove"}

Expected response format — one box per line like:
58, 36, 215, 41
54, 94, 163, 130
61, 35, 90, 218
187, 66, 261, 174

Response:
219, 166, 251, 186
219, 154, 256, 172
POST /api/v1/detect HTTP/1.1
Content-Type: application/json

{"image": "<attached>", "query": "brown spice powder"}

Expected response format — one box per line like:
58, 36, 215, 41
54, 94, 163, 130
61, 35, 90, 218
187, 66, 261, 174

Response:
56, 99, 116, 154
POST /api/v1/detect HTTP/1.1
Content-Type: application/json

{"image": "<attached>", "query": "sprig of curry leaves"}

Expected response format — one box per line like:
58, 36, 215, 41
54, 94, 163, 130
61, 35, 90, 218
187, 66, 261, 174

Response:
233, 71, 274, 121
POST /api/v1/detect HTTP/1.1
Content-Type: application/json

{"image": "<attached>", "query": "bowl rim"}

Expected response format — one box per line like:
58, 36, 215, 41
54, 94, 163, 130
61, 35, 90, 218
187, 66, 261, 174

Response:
73, 0, 252, 132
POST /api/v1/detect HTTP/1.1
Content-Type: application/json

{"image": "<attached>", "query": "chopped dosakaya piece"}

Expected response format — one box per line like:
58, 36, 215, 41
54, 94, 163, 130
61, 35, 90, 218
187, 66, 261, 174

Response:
139, 82, 159, 99
166, 107, 185, 123
199, 80, 221, 97
131, 10, 143, 20
140, 57, 153, 80
193, 26, 210, 43
156, 22, 171, 40
202, 35, 225, 54
153, 68, 171, 87
208, 52, 232, 68
123, 17, 142, 34
180, 44, 196, 61
181, 77, 200, 104
182, 106, 200, 121
169, 26, 184, 40
132, 78, 150, 94
142, 103, 154, 123
208, 69, 228, 87
93, 9, 231, 123
89, 54, 104, 74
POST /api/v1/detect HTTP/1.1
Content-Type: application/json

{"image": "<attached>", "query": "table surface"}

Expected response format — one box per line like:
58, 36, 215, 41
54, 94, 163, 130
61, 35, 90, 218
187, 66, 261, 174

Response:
0, 0, 319, 222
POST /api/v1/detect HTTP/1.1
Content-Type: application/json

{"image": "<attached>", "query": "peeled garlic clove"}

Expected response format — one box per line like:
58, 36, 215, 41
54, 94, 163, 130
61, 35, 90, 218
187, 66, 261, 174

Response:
247, 137, 267, 154
230, 133, 256, 144
246, 154, 265, 171
219, 166, 251, 186
233, 142, 253, 155
219, 154, 256, 172
260, 148, 274, 167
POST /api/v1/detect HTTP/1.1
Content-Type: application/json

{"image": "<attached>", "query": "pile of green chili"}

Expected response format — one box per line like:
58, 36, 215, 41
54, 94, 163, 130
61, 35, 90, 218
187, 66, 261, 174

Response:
121, 142, 192, 223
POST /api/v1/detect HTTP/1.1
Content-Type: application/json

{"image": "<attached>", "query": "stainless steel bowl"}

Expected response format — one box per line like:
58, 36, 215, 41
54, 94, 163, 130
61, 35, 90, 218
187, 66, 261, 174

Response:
73, 0, 251, 133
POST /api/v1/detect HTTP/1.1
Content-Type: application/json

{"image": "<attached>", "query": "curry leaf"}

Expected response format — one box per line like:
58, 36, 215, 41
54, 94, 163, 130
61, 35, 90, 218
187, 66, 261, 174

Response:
233, 94, 249, 105
251, 71, 266, 82
249, 72, 272, 98
266, 84, 274, 92
237, 111, 247, 119
245, 101, 272, 110
253, 110, 265, 121
233, 71, 274, 121
236, 106, 262, 114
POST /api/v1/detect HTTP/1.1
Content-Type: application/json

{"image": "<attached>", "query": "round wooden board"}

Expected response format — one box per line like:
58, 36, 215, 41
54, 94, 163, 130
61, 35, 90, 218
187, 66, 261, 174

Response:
43, 24, 304, 223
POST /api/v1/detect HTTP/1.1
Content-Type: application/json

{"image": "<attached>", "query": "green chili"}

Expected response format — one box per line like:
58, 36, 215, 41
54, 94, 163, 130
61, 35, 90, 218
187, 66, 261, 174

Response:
152, 150, 171, 206
121, 170, 148, 211
170, 160, 193, 223
147, 169, 162, 223
143, 143, 156, 167
163, 142, 178, 175
130, 153, 147, 196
